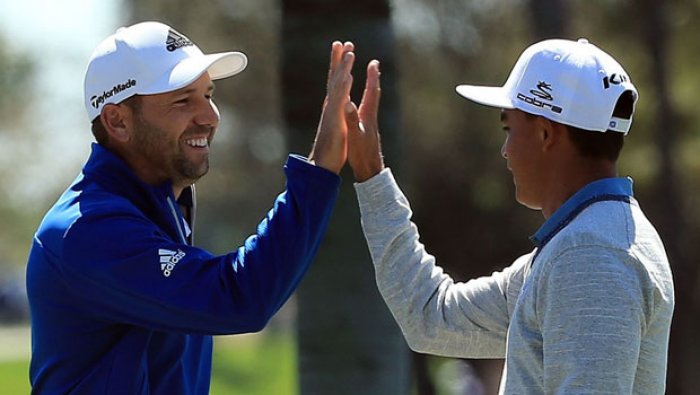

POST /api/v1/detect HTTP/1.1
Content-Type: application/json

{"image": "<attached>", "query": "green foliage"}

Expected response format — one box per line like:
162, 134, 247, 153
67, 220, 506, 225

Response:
0, 38, 32, 124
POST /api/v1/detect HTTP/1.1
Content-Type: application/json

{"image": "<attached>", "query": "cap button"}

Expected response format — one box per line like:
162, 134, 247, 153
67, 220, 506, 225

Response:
577, 38, 589, 44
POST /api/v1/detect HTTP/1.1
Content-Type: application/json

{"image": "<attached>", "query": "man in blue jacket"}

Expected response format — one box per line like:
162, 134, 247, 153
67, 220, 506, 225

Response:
27, 21, 358, 394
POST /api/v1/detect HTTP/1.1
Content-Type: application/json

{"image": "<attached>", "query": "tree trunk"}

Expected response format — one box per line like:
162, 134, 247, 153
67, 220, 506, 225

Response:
281, 1, 409, 394
527, 0, 569, 40
636, 1, 695, 393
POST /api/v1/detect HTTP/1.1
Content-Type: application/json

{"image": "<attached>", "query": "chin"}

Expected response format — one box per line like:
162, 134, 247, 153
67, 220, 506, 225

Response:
514, 193, 541, 211
177, 158, 209, 181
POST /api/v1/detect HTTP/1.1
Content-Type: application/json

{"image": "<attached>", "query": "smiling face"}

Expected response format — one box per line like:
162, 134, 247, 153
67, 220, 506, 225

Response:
126, 73, 219, 191
500, 109, 547, 210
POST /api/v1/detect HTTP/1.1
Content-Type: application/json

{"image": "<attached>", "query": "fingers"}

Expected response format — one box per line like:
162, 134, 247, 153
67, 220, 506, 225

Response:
365, 60, 381, 92
327, 41, 355, 90
327, 51, 355, 106
358, 60, 381, 122
327, 42, 342, 88
329, 41, 342, 73
345, 101, 361, 132
310, 41, 356, 175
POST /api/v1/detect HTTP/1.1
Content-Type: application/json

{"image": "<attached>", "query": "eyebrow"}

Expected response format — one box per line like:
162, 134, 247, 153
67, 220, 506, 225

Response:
500, 110, 508, 122
179, 83, 216, 95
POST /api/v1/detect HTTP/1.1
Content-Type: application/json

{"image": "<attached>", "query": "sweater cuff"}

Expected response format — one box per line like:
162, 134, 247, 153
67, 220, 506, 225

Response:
353, 168, 407, 217
285, 154, 342, 188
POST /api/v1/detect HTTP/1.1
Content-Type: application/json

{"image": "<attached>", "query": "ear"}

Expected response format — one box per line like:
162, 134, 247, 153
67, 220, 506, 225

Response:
100, 104, 132, 143
537, 117, 564, 152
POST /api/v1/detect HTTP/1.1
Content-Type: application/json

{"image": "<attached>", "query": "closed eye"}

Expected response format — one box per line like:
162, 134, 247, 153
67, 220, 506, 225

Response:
500, 110, 510, 133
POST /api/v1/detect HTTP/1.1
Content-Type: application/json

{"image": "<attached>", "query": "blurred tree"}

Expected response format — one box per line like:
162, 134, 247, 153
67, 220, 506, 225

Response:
281, 1, 410, 394
0, 37, 37, 270
0, 42, 32, 126
634, 1, 696, 393
527, 0, 569, 39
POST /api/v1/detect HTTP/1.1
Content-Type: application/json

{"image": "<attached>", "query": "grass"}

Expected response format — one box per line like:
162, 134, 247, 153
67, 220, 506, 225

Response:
0, 359, 30, 394
0, 327, 296, 394
210, 331, 296, 395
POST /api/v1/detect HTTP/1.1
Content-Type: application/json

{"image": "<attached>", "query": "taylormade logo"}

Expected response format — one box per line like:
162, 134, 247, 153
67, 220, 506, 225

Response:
90, 79, 137, 109
159, 248, 186, 277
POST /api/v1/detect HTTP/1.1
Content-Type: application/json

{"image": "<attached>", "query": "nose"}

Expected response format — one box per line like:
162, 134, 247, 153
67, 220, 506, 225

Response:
194, 99, 220, 128
500, 141, 508, 159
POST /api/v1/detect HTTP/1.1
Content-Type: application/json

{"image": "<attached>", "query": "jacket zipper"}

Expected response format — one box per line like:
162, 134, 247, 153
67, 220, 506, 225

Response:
166, 196, 187, 244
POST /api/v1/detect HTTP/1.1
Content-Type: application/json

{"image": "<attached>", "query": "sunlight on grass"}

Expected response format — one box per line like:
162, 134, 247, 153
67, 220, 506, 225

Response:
210, 331, 296, 395
0, 359, 30, 394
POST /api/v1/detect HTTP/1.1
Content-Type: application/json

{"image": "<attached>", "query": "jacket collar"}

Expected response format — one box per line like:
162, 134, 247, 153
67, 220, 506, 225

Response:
82, 143, 194, 244
83, 143, 174, 201
530, 177, 633, 248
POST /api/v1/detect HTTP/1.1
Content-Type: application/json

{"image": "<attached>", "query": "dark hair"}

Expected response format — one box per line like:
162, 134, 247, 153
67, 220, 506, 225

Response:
566, 90, 635, 162
565, 125, 624, 162
90, 95, 142, 146
526, 90, 635, 162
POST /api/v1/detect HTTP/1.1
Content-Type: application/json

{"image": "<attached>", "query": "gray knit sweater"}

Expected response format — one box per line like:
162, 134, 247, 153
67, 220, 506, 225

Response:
355, 169, 674, 394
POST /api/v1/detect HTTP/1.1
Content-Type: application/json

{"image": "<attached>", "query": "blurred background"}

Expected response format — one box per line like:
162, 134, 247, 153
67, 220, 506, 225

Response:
0, 0, 698, 393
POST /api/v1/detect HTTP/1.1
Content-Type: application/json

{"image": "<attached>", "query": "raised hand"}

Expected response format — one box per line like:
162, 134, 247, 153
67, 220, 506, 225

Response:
347, 60, 384, 182
308, 41, 356, 174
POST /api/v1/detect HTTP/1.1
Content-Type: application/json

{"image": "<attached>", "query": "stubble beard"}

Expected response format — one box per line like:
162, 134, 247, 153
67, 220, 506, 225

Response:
132, 115, 210, 187
173, 145, 209, 185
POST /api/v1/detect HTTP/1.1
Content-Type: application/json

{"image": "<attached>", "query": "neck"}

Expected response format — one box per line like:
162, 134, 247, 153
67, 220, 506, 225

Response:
172, 184, 186, 199
107, 143, 185, 198
540, 159, 617, 219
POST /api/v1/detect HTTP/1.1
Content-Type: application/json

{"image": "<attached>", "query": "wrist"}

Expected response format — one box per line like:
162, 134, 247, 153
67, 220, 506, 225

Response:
353, 162, 384, 182
311, 160, 341, 175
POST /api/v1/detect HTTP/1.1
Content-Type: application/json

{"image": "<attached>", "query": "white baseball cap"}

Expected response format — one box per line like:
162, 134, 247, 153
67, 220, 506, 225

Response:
456, 38, 637, 134
84, 21, 248, 121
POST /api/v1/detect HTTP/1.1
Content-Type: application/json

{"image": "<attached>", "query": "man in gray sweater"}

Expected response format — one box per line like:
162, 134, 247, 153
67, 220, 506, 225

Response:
346, 39, 674, 393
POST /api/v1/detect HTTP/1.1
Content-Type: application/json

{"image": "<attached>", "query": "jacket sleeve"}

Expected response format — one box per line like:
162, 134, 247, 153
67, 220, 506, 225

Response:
538, 245, 645, 393
354, 168, 526, 358
59, 155, 340, 335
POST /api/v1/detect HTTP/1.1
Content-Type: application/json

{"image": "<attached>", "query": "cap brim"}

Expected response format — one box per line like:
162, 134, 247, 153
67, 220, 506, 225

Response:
206, 51, 248, 80
141, 51, 248, 95
455, 85, 514, 109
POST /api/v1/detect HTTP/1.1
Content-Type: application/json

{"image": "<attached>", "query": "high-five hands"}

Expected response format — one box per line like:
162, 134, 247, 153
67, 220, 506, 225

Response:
309, 42, 355, 174
309, 41, 385, 181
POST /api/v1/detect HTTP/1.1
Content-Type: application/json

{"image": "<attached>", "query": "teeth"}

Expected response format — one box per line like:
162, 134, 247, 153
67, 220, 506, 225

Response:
185, 138, 208, 148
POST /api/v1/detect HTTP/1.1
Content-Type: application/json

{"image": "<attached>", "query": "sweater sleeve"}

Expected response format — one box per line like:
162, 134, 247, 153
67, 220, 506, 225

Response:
355, 168, 525, 358
538, 245, 645, 393
57, 155, 340, 334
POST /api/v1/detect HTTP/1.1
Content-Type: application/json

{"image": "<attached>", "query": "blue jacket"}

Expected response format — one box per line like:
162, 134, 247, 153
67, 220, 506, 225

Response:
27, 143, 340, 394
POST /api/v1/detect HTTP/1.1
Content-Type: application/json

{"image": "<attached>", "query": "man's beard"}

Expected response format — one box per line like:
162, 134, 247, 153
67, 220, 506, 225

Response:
173, 143, 210, 184
131, 115, 211, 186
